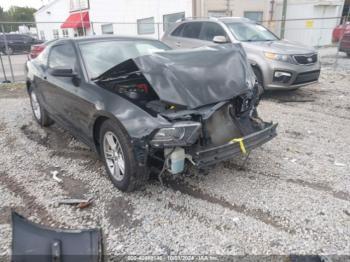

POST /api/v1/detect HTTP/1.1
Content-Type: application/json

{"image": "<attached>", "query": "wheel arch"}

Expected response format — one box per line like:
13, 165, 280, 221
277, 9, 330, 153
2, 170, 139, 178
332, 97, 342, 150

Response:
91, 112, 129, 154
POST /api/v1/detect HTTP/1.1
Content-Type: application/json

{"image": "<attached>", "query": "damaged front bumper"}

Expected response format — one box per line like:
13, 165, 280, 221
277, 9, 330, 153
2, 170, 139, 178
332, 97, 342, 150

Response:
191, 123, 278, 168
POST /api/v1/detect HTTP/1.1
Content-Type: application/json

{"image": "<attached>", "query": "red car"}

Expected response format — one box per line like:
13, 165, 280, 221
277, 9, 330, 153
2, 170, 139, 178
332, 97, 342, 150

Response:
339, 31, 350, 57
332, 22, 350, 43
29, 39, 56, 59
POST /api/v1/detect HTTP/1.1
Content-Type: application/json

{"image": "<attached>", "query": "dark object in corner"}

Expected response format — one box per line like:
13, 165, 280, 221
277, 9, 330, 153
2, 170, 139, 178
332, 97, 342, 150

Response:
11, 212, 103, 262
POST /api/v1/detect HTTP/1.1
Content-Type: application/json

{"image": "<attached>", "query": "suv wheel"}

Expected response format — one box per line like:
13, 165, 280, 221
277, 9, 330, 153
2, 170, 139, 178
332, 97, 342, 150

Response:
100, 120, 146, 192
29, 88, 54, 126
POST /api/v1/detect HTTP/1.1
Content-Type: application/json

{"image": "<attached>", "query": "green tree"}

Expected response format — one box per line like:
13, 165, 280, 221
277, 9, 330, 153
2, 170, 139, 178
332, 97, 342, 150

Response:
0, 5, 37, 32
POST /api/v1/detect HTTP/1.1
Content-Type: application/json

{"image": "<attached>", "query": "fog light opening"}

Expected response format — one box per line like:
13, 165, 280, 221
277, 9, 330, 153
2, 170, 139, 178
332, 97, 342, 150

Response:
273, 71, 292, 83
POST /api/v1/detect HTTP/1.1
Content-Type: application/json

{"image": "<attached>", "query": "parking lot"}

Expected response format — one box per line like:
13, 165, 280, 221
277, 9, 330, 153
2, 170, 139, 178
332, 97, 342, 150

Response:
0, 51, 349, 258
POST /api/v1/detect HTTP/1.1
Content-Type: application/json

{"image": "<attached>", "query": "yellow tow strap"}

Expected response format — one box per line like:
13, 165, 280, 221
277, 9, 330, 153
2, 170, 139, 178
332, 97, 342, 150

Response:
231, 138, 247, 154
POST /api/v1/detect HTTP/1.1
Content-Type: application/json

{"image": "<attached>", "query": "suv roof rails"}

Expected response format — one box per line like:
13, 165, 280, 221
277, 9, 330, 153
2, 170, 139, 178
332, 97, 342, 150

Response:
177, 16, 219, 22
176, 16, 252, 23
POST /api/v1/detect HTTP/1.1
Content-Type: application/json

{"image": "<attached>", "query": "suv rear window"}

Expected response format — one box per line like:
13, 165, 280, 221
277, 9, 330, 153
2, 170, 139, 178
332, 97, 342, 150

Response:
171, 23, 186, 37
181, 22, 203, 39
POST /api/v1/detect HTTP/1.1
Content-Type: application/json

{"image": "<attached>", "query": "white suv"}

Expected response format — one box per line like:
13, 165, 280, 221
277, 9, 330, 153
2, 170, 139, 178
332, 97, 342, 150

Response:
162, 17, 321, 91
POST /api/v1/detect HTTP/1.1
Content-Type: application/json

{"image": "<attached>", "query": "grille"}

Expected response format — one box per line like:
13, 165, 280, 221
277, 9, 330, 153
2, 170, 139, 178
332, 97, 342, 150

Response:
293, 70, 320, 85
293, 53, 318, 65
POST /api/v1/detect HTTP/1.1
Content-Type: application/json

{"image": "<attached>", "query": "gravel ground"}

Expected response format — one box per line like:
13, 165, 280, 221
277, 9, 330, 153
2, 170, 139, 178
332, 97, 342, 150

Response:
0, 55, 349, 260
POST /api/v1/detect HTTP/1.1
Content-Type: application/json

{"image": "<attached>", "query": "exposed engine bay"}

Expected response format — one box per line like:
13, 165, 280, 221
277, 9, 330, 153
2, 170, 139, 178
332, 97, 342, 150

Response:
95, 44, 277, 175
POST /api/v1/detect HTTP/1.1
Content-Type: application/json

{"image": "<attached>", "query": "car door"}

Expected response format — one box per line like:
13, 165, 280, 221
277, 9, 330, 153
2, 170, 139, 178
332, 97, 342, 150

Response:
43, 41, 96, 143
6, 35, 22, 52
41, 42, 83, 134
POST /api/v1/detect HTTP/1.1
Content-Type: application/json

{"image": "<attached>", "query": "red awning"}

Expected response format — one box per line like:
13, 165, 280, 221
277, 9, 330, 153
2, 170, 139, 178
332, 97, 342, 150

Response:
61, 11, 90, 29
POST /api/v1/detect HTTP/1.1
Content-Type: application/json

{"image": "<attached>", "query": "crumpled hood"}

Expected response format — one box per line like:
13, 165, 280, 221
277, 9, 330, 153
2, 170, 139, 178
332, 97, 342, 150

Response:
97, 44, 255, 109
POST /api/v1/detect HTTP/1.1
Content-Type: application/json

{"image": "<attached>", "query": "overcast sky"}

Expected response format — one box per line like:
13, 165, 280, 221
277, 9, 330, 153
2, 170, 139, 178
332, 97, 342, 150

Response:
0, 0, 50, 10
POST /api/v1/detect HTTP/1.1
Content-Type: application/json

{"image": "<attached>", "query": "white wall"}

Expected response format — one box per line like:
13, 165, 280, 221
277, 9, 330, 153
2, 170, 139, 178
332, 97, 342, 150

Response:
89, 0, 193, 39
274, 0, 344, 46
35, 0, 75, 41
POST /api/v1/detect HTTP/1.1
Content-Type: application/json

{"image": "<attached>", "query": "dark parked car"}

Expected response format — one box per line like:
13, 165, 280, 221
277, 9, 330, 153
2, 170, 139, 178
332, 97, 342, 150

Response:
26, 36, 277, 192
0, 34, 43, 55
339, 31, 350, 57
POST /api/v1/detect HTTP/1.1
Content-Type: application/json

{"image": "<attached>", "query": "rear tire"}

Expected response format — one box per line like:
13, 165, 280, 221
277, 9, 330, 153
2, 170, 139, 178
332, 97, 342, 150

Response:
29, 88, 54, 127
347, 52, 350, 57
99, 120, 146, 192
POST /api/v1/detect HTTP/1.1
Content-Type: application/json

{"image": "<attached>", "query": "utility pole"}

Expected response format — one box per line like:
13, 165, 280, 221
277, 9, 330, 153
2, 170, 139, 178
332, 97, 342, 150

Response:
226, 0, 231, 16
79, 0, 86, 36
280, 0, 287, 39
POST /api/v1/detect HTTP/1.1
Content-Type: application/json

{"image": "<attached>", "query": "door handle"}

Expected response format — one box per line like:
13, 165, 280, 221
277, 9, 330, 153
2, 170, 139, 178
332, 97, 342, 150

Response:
175, 42, 181, 47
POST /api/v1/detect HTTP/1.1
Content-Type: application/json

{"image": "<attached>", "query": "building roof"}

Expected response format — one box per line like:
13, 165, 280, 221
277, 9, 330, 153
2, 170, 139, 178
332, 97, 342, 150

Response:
34, 0, 61, 15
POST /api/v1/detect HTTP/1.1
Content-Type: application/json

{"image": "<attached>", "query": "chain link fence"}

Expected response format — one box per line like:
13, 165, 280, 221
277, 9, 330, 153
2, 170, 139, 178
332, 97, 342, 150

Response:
0, 16, 349, 83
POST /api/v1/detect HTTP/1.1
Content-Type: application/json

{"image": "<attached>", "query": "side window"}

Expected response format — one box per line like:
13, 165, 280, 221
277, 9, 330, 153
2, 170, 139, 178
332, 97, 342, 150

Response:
48, 44, 77, 69
36, 45, 50, 65
171, 23, 186, 37
200, 22, 227, 41
7, 35, 15, 41
182, 22, 203, 39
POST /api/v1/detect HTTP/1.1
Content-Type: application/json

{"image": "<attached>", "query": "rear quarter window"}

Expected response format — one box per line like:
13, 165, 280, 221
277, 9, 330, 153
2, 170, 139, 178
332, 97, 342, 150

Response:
171, 23, 186, 37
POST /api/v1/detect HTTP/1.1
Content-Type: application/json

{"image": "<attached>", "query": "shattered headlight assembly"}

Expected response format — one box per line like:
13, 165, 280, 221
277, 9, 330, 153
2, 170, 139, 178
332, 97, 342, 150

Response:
264, 52, 293, 63
151, 121, 201, 147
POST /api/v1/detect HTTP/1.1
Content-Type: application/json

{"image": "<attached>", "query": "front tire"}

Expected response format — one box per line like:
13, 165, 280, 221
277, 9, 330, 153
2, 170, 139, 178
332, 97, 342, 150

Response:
29, 88, 54, 127
100, 120, 145, 192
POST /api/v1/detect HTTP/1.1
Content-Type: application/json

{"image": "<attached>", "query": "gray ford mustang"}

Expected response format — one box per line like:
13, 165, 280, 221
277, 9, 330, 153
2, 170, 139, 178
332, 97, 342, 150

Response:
26, 36, 277, 192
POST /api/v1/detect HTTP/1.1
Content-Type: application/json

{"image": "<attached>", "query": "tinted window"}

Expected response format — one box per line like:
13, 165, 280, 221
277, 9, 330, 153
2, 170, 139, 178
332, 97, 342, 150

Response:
171, 23, 186, 37
200, 22, 227, 41
79, 40, 170, 79
182, 22, 203, 39
48, 43, 76, 69
20, 35, 31, 42
6, 35, 17, 41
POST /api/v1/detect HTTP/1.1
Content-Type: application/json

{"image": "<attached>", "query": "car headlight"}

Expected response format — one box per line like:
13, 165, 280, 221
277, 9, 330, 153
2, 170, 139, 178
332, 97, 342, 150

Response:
151, 121, 201, 147
264, 52, 293, 63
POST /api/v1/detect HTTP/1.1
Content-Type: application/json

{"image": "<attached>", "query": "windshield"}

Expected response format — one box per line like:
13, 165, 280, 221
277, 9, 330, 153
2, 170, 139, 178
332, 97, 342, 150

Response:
79, 40, 170, 79
225, 22, 279, 42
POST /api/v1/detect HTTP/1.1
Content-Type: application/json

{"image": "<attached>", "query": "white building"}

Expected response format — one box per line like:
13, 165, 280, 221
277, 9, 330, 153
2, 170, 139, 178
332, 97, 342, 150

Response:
35, 0, 193, 40
273, 0, 345, 46
35, 0, 346, 46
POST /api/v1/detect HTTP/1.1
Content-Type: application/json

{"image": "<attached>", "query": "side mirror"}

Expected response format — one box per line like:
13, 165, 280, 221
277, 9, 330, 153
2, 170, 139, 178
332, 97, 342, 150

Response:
213, 35, 228, 44
49, 67, 76, 77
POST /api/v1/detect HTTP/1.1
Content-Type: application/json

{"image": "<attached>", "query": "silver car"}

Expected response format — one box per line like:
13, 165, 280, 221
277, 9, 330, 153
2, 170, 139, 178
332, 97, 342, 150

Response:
162, 17, 321, 91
